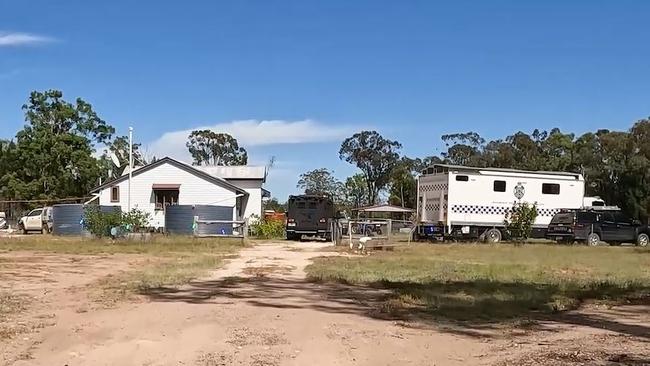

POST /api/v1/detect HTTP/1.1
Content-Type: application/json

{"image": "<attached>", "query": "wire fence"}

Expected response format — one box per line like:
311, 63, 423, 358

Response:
192, 217, 248, 242
0, 197, 89, 229
344, 219, 415, 250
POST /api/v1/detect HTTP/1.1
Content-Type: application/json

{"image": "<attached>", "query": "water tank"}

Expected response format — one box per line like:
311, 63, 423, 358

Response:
52, 204, 122, 236
52, 204, 85, 236
165, 205, 233, 235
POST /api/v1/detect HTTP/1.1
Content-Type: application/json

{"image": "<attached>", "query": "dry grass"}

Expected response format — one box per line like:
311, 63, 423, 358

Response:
0, 292, 31, 339
242, 264, 296, 277
0, 236, 244, 307
306, 244, 650, 321
0, 235, 246, 256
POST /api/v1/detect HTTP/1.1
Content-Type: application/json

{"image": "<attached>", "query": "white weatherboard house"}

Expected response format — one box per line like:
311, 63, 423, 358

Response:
91, 157, 269, 229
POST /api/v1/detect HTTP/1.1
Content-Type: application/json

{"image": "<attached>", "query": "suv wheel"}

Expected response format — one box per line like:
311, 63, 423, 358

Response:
637, 233, 649, 247
484, 228, 502, 243
586, 232, 600, 246
41, 223, 50, 234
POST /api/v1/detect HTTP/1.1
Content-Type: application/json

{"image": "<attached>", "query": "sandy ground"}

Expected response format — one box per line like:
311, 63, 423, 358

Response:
1, 241, 649, 366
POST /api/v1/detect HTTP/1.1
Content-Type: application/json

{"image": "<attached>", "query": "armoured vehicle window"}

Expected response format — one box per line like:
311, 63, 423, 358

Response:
493, 180, 506, 192
455, 175, 469, 182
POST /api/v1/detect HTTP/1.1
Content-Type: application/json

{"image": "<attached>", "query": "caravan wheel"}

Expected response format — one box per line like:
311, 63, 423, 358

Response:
484, 228, 502, 243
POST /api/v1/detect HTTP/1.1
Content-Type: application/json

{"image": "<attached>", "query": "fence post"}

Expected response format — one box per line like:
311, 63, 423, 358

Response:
192, 215, 199, 236
387, 219, 393, 243
348, 220, 353, 249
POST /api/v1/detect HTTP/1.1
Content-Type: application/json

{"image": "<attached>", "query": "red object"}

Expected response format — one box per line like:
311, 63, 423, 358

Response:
265, 211, 286, 222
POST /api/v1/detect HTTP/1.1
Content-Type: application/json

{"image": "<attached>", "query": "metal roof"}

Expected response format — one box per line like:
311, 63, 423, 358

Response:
352, 204, 414, 213
427, 164, 582, 178
198, 165, 266, 181
90, 157, 249, 196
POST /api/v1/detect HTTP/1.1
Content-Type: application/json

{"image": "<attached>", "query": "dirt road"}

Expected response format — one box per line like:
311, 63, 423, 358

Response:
3, 241, 649, 365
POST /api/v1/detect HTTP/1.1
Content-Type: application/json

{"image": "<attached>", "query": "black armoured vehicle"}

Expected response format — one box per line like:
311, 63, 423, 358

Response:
547, 208, 650, 247
286, 195, 335, 241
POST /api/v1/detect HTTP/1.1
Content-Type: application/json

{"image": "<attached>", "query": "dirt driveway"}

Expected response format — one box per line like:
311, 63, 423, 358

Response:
2, 241, 649, 365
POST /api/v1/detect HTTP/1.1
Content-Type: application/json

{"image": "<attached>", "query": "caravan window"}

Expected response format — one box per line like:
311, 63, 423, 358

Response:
493, 180, 506, 192
455, 175, 469, 182
542, 183, 560, 195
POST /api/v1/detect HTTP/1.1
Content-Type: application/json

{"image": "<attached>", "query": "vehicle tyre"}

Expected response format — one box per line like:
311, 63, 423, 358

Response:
18, 224, 27, 235
41, 223, 50, 234
637, 233, 649, 247
484, 228, 502, 243
586, 232, 600, 246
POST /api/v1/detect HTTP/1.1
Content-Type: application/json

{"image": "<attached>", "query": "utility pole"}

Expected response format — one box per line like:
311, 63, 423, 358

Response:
128, 127, 133, 212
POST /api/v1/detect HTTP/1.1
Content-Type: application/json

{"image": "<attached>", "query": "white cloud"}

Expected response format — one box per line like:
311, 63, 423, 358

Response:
0, 32, 55, 47
147, 119, 353, 161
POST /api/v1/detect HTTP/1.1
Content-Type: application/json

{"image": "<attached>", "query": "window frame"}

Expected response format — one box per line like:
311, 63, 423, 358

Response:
110, 186, 120, 202
154, 189, 179, 211
493, 180, 506, 192
541, 183, 561, 195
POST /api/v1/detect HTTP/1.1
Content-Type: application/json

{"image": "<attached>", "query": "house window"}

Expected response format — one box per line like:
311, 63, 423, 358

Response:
542, 183, 560, 195
455, 175, 469, 182
111, 186, 120, 202
154, 190, 179, 210
493, 180, 506, 192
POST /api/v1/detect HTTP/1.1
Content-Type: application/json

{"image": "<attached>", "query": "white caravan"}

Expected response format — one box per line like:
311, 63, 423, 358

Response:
415, 164, 585, 242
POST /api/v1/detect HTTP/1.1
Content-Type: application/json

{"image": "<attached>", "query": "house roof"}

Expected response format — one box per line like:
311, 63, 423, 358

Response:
425, 164, 583, 178
197, 165, 266, 181
352, 204, 415, 213
90, 157, 249, 196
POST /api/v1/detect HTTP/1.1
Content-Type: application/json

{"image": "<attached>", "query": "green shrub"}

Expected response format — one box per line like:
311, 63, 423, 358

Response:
249, 215, 285, 239
503, 201, 538, 240
83, 206, 151, 237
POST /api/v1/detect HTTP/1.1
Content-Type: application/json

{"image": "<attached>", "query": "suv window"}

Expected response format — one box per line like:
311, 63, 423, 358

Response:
601, 212, 615, 222
29, 209, 42, 217
576, 212, 596, 223
550, 213, 574, 224
613, 212, 632, 224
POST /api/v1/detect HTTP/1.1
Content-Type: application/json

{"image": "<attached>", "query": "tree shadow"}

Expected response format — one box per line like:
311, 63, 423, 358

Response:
142, 274, 650, 340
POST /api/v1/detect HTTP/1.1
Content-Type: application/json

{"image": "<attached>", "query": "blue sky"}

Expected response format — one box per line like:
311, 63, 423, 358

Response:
1, 0, 650, 200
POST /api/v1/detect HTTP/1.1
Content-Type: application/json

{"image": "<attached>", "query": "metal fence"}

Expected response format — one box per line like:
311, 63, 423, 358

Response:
344, 219, 415, 250
192, 217, 248, 240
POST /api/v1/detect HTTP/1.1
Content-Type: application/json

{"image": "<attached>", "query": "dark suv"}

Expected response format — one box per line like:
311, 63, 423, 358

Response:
547, 209, 650, 247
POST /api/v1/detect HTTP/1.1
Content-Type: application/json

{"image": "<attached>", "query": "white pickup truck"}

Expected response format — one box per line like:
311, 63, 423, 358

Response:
18, 207, 53, 234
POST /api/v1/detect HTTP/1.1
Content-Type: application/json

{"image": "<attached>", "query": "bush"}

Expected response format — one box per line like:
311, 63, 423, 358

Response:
503, 201, 538, 240
249, 215, 285, 239
83, 206, 150, 237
